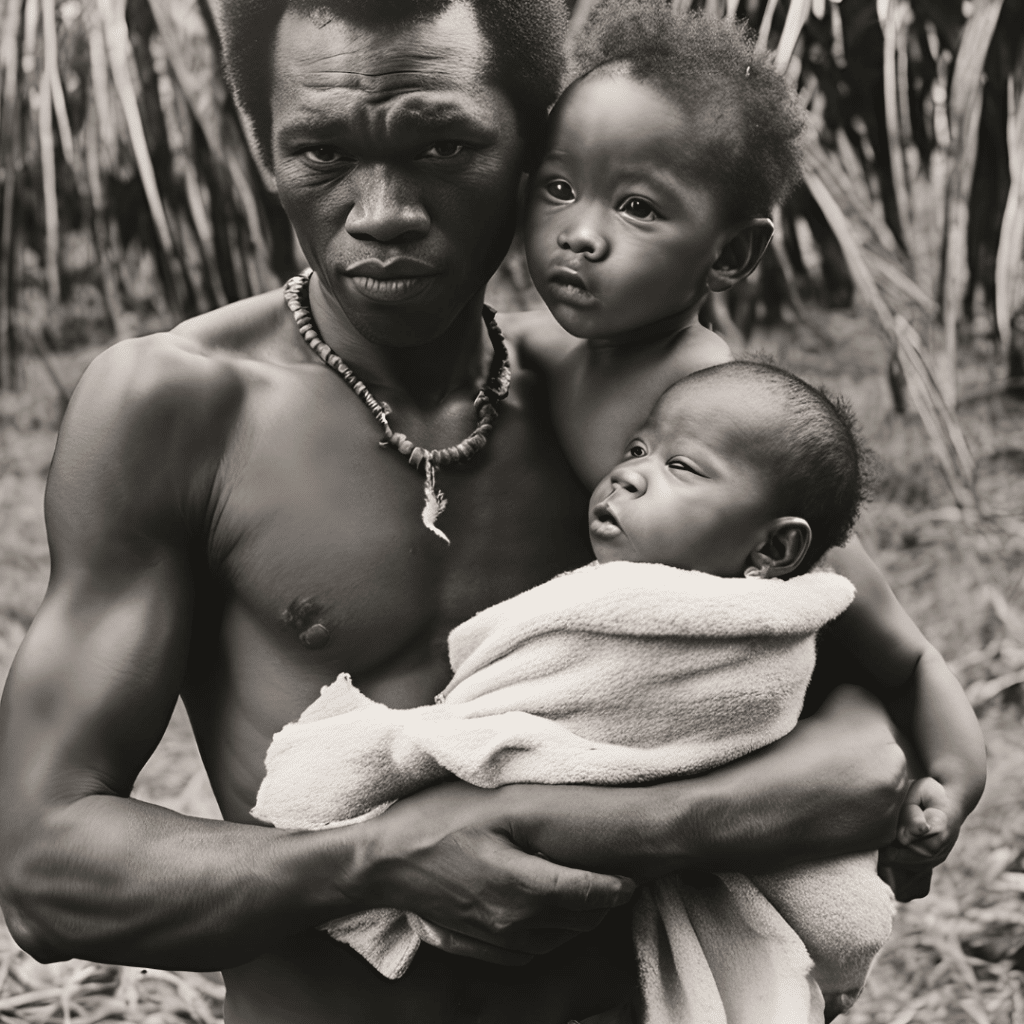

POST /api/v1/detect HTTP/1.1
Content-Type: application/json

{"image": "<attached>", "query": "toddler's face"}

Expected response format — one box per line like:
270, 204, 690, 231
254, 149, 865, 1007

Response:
525, 71, 730, 341
588, 382, 779, 574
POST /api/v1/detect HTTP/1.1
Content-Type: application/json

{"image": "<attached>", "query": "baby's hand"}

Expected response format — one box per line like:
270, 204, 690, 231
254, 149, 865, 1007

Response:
896, 776, 950, 853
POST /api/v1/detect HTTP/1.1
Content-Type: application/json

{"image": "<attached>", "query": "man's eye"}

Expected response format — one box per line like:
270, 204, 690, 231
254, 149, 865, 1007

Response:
422, 142, 465, 159
626, 444, 646, 459
619, 196, 658, 221
545, 179, 575, 201
304, 147, 346, 166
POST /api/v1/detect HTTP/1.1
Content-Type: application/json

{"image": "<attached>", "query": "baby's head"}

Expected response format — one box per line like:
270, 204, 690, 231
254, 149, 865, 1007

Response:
588, 362, 869, 577
525, 2, 805, 341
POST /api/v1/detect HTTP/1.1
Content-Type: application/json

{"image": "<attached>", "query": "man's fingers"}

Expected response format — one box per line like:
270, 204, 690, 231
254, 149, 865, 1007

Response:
426, 925, 536, 966
879, 863, 933, 902
539, 857, 636, 910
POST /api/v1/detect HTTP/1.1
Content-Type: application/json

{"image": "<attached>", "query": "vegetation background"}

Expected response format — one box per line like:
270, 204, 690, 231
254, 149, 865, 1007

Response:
0, 0, 1023, 1021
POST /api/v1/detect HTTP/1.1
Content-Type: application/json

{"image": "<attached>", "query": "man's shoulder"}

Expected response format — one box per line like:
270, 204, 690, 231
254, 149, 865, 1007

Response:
76, 290, 296, 431
171, 288, 298, 363
61, 291, 302, 489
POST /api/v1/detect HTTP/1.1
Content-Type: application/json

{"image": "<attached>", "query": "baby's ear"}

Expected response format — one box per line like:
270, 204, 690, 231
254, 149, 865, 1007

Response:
746, 517, 812, 579
707, 219, 774, 292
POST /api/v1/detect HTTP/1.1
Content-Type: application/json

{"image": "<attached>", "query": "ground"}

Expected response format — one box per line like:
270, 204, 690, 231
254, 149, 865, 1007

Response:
0, 306, 1022, 1024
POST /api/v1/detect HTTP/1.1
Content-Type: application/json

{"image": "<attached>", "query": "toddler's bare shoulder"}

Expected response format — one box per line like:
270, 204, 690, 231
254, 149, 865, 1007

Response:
667, 324, 734, 379
496, 307, 581, 373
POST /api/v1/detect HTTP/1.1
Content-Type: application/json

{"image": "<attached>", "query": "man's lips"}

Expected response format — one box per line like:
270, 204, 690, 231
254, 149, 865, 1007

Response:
547, 266, 597, 307
343, 258, 439, 303
590, 502, 623, 540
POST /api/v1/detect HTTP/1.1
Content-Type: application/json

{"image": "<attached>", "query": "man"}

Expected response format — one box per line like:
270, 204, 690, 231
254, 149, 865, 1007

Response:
0, 2, 910, 1021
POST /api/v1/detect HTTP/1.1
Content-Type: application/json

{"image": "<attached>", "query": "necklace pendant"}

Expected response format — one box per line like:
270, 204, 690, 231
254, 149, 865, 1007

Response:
284, 269, 510, 544
421, 457, 450, 544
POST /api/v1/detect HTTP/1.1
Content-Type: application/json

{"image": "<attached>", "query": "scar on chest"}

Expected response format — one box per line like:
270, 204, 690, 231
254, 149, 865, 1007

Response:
280, 598, 332, 650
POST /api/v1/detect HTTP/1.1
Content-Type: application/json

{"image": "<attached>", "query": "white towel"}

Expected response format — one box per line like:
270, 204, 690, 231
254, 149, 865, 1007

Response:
253, 562, 894, 1022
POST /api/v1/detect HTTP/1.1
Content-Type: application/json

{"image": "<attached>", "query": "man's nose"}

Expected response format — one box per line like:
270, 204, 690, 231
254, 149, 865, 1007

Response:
345, 165, 430, 244
609, 465, 646, 495
557, 213, 609, 261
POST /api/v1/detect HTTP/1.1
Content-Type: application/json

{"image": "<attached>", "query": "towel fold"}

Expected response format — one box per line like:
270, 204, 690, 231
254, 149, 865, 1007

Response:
254, 561, 893, 1023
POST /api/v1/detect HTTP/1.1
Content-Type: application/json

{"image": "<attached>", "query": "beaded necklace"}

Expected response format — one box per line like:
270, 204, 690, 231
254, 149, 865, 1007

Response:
284, 269, 512, 543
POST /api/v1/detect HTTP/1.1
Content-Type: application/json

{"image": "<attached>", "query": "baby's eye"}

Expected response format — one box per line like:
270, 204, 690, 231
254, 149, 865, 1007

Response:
545, 179, 575, 202
619, 196, 658, 221
669, 458, 702, 475
626, 443, 647, 459
421, 141, 465, 159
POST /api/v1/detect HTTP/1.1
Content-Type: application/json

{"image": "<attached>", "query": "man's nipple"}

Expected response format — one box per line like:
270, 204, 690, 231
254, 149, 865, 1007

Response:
299, 624, 331, 649
281, 598, 332, 650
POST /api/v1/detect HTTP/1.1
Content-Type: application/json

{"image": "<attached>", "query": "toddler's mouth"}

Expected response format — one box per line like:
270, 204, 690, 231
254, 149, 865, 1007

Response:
548, 266, 597, 307
590, 502, 623, 539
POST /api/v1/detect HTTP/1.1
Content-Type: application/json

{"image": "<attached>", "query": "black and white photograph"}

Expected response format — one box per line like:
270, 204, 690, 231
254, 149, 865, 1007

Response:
0, 0, 1021, 1020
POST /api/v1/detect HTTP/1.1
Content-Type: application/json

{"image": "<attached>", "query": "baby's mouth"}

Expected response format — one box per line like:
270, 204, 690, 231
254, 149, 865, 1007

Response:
590, 502, 623, 539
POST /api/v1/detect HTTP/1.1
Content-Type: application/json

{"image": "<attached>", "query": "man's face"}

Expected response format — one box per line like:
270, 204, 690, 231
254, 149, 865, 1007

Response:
270, 3, 525, 346
525, 72, 732, 341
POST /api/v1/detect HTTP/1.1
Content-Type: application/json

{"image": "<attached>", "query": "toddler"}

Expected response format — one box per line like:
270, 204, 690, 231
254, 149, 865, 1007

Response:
514, 0, 985, 879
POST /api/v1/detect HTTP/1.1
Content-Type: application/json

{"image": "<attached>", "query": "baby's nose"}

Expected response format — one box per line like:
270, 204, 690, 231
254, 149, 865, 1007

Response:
609, 465, 646, 495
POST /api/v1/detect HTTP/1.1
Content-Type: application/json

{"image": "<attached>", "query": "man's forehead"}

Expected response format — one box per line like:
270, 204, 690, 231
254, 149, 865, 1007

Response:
273, 2, 490, 95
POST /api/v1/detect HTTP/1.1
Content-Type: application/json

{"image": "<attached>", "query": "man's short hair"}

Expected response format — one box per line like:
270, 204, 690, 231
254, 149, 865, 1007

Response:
569, 1, 806, 222
219, 0, 567, 169
675, 361, 871, 572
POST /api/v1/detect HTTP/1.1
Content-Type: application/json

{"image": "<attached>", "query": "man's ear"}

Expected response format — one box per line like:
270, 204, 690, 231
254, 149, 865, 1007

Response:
707, 218, 774, 293
745, 516, 812, 579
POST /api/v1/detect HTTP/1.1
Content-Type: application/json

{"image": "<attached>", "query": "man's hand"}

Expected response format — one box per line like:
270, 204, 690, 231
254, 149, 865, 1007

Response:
879, 776, 964, 901
358, 682, 907, 964
358, 780, 636, 965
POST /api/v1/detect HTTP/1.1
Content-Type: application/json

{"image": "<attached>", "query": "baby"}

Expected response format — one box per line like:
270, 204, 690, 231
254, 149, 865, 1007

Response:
514, 0, 985, 875
255, 360, 894, 1022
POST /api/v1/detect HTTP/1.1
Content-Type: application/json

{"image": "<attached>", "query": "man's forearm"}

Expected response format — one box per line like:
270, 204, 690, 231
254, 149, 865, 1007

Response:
2, 795, 369, 971
508, 685, 908, 880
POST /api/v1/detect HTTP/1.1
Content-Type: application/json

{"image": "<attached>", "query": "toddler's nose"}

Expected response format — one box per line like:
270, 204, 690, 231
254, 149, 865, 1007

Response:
557, 222, 609, 261
609, 465, 646, 495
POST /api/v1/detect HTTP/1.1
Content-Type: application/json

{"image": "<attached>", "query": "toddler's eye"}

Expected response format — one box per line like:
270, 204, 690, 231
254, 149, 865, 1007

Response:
619, 196, 657, 221
626, 443, 647, 459
545, 179, 575, 201
422, 141, 465, 159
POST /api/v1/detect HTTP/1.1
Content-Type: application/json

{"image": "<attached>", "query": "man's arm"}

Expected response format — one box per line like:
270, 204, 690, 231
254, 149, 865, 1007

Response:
373, 682, 908, 886
0, 338, 631, 971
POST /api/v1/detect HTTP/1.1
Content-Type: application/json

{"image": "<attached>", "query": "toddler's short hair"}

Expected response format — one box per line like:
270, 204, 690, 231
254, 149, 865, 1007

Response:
678, 361, 871, 571
569, 1, 806, 222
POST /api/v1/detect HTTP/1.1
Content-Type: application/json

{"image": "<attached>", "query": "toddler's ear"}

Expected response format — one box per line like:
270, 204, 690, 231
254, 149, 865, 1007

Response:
707, 219, 774, 292
746, 517, 812, 579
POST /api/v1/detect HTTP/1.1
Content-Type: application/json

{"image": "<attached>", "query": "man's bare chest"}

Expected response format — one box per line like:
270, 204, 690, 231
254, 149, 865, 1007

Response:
206, 369, 593, 708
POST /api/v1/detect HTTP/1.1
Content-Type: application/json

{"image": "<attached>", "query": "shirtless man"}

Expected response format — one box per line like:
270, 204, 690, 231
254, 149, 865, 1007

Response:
0, 2, 912, 1022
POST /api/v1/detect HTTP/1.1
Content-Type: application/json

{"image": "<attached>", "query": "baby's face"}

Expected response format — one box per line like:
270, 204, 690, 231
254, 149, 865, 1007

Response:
525, 71, 730, 341
588, 382, 779, 574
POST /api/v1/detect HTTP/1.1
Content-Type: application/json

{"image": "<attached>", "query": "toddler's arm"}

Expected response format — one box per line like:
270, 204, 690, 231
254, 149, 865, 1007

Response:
825, 536, 986, 878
